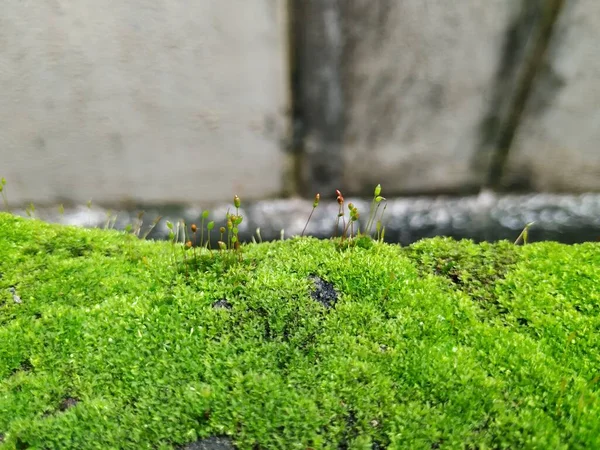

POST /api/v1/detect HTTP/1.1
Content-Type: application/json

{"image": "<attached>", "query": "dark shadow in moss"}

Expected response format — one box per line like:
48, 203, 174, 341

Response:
212, 299, 232, 310
405, 238, 519, 320
41, 396, 80, 419
22, 244, 42, 257
15, 436, 29, 450
59, 397, 80, 412
337, 408, 358, 450
41, 236, 94, 258
10, 358, 33, 377
178, 253, 257, 281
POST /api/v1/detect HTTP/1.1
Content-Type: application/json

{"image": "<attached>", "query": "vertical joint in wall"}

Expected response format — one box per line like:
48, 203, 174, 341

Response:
292, 0, 345, 198
484, 0, 566, 190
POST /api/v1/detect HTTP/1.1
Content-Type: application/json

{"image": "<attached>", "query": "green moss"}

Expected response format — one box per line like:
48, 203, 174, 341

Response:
405, 236, 519, 320
0, 213, 599, 449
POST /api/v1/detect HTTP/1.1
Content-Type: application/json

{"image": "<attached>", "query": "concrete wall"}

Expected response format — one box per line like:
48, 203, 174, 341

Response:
1, 0, 599, 210
0, 0, 289, 207
337, 0, 521, 196
295, 0, 600, 197
503, 0, 600, 192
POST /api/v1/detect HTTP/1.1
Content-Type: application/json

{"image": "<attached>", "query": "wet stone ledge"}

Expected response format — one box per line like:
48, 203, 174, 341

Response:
8, 191, 600, 246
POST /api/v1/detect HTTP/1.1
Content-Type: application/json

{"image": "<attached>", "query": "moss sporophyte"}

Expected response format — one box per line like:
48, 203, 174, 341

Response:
1, 179, 598, 449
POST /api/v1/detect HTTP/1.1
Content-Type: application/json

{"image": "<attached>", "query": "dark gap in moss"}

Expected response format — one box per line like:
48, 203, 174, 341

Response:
41, 238, 94, 258
22, 245, 41, 256
58, 397, 80, 412
470, 414, 493, 439
263, 309, 273, 341
337, 408, 358, 450
212, 299, 232, 310
10, 358, 33, 376
405, 238, 519, 320
371, 441, 386, 450
15, 436, 30, 450
0, 314, 16, 327
308, 274, 338, 309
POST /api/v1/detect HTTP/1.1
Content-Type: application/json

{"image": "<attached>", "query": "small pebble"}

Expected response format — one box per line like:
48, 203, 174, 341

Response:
9, 287, 22, 304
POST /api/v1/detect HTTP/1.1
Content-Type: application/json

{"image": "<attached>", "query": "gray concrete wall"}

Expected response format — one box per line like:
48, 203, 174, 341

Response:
337, 0, 521, 196
503, 0, 600, 192
1, 0, 599, 210
295, 0, 600, 197
0, 0, 289, 207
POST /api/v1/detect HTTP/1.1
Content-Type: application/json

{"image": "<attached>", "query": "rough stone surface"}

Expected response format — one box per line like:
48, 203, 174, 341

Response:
308, 275, 338, 309
0, 1, 289, 207
58, 397, 80, 412
179, 436, 235, 450
212, 299, 232, 310
336, 0, 521, 195
503, 0, 600, 192
14, 192, 600, 246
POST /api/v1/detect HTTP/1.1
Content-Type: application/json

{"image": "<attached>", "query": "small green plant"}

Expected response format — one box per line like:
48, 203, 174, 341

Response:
375, 201, 388, 242
228, 195, 244, 261
104, 210, 117, 230
166, 220, 177, 265
1, 182, 391, 277
181, 220, 192, 278
334, 189, 346, 238
329, 185, 388, 246
301, 193, 320, 237
164, 195, 249, 273
514, 221, 535, 245
86, 199, 93, 227
200, 210, 209, 247
141, 215, 162, 240
365, 184, 381, 234
132, 212, 144, 237
0, 177, 8, 211
206, 220, 215, 249
190, 223, 198, 252
364, 184, 387, 241
25, 202, 36, 218
341, 201, 360, 242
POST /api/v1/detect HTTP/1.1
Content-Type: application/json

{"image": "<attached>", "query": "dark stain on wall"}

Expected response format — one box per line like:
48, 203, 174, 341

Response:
291, 0, 345, 196
473, 0, 540, 188
476, 0, 566, 191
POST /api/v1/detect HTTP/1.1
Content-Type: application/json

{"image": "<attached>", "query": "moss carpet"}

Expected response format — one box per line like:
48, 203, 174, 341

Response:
1, 213, 599, 449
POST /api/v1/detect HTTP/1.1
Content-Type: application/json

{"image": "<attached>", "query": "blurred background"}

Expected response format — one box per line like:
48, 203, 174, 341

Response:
1, 0, 599, 244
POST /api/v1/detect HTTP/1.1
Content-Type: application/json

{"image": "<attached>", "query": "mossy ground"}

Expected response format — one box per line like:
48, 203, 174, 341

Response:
0, 212, 599, 449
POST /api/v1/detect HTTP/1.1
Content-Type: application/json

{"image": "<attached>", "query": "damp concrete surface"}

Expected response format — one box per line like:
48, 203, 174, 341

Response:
8, 191, 600, 246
